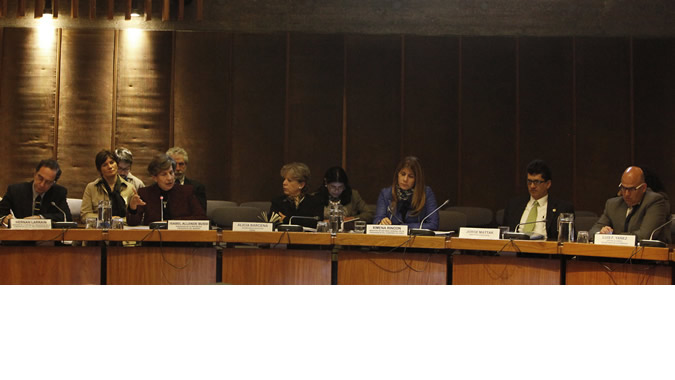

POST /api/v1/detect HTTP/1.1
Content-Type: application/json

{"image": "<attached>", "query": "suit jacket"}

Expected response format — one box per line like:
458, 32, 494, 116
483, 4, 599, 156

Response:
589, 190, 670, 243
126, 183, 207, 226
0, 182, 72, 222
184, 177, 207, 213
270, 193, 323, 228
503, 195, 574, 240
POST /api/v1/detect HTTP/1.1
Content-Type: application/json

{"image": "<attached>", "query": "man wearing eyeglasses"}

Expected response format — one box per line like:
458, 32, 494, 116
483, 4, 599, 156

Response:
589, 166, 670, 242
0, 159, 73, 227
503, 159, 574, 239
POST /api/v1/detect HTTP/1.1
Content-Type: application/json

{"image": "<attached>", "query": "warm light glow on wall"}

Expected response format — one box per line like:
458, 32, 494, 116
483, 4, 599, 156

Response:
36, 17, 56, 50
124, 28, 144, 49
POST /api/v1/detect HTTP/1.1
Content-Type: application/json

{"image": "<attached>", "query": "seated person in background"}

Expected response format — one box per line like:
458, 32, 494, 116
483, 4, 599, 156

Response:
373, 156, 439, 230
270, 162, 323, 228
589, 166, 671, 242
503, 159, 574, 239
114, 147, 145, 190
317, 166, 374, 223
166, 147, 207, 213
81, 150, 135, 223
0, 159, 72, 226
127, 154, 206, 225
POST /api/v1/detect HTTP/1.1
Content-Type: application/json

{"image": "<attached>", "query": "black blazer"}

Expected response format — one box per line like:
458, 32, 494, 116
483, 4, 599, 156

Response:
270, 193, 323, 228
503, 195, 574, 240
0, 182, 72, 221
184, 177, 207, 213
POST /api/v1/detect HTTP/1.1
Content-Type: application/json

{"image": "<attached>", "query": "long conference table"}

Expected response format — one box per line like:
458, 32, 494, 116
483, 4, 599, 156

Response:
0, 229, 672, 285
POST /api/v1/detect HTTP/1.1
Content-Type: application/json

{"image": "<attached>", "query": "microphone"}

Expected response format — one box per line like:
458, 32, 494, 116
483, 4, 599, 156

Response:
503, 220, 547, 240
50, 201, 78, 229
639, 217, 673, 247
409, 199, 449, 236
277, 215, 319, 232
150, 196, 169, 229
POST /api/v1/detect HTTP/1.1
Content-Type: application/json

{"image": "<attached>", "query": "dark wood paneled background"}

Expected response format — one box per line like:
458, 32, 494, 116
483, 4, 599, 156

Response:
1, 27, 673, 215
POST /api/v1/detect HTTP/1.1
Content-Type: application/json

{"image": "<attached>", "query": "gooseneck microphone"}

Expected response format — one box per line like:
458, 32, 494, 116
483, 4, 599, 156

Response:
639, 217, 673, 247
160, 196, 164, 221
503, 220, 547, 240
409, 199, 450, 236
150, 196, 169, 229
277, 215, 320, 232
50, 201, 77, 229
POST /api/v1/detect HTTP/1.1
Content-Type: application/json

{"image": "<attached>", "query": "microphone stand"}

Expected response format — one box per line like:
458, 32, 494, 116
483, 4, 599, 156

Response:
277, 216, 319, 232
639, 217, 673, 247
503, 220, 547, 240
50, 201, 78, 229
409, 199, 450, 236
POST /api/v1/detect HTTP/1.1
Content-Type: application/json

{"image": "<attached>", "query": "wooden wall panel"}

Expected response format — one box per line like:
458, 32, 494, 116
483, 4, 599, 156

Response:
230, 33, 286, 203
633, 38, 675, 212
115, 30, 173, 186
518, 37, 574, 204
402, 35, 459, 205
460, 37, 517, 211
574, 38, 631, 214
337, 251, 447, 285
452, 254, 561, 285
345, 35, 401, 204
0, 246, 101, 285
0, 28, 58, 192
173, 31, 232, 201
287, 33, 344, 192
58, 29, 115, 199
221, 248, 332, 285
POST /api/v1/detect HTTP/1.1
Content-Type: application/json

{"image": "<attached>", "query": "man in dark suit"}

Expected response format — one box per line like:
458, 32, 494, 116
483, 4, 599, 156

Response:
166, 147, 207, 213
0, 159, 72, 226
503, 159, 574, 240
589, 166, 671, 243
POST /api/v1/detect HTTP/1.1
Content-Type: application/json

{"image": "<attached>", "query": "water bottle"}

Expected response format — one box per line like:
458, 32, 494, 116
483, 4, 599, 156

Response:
329, 201, 343, 235
557, 213, 574, 242
97, 200, 112, 229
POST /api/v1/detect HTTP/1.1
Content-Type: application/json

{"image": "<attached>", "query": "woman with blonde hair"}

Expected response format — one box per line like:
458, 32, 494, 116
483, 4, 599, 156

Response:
373, 156, 439, 230
269, 162, 323, 228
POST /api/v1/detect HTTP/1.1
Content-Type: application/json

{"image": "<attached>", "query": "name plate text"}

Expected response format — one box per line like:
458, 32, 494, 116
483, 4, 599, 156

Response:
167, 220, 210, 231
10, 219, 52, 230
594, 233, 636, 246
366, 224, 408, 236
459, 227, 501, 240
233, 222, 274, 232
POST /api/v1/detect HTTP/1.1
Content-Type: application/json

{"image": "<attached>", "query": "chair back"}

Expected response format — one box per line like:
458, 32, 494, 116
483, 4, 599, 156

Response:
206, 200, 238, 220
447, 206, 494, 227
439, 210, 467, 232
211, 206, 262, 229
239, 201, 272, 213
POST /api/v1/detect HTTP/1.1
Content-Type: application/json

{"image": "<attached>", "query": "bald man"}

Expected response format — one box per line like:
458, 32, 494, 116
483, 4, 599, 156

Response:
589, 166, 671, 242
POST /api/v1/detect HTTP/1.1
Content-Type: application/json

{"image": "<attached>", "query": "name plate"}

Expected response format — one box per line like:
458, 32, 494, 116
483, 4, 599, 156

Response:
233, 222, 274, 232
167, 220, 210, 231
459, 227, 501, 240
10, 219, 52, 230
366, 224, 408, 236
594, 233, 636, 246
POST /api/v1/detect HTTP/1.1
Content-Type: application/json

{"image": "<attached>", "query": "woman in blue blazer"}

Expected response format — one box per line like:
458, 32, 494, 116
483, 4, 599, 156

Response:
373, 156, 439, 230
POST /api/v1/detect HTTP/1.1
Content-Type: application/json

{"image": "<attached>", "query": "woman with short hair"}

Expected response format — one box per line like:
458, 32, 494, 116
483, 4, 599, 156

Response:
269, 162, 323, 228
373, 156, 439, 230
127, 154, 206, 226
81, 150, 135, 223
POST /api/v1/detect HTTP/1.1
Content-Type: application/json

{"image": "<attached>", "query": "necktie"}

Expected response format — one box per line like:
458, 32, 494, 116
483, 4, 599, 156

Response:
33, 195, 42, 216
523, 200, 539, 232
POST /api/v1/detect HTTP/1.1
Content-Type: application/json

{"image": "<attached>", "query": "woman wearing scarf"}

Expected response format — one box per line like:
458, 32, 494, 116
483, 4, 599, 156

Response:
373, 156, 439, 230
317, 166, 373, 223
81, 150, 135, 223
269, 162, 323, 228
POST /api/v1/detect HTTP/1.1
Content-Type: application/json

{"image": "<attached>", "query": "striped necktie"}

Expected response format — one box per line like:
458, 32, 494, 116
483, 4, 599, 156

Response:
33, 195, 42, 216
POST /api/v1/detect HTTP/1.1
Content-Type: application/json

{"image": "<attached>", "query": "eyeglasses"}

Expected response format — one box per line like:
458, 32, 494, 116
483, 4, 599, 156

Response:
618, 182, 646, 193
527, 179, 548, 186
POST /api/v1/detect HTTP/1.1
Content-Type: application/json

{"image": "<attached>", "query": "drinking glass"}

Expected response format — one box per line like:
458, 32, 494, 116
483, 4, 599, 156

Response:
576, 231, 590, 244
354, 220, 367, 234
